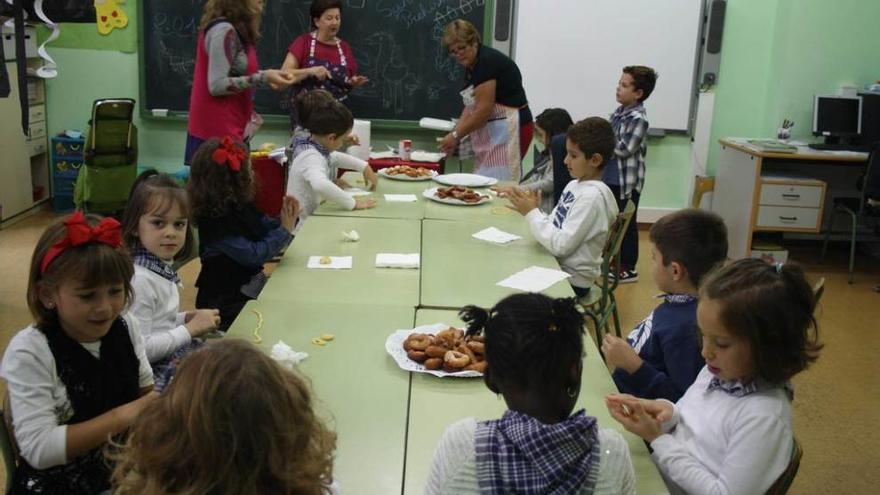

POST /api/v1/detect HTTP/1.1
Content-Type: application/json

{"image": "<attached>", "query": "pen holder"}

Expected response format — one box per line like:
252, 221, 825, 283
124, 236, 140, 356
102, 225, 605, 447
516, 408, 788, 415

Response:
776, 127, 791, 141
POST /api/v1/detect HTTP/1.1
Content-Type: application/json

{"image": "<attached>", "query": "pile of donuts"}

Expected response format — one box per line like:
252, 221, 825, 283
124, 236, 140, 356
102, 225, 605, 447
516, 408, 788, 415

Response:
384, 165, 434, 178
402, 327, 487, 373
435, 186, 487, 204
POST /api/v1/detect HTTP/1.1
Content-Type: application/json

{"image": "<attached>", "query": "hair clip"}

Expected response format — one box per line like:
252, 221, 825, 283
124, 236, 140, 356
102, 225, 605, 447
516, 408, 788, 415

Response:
40, 211, 122, 274
775, 262, 784, 274
212, 136, 247, 172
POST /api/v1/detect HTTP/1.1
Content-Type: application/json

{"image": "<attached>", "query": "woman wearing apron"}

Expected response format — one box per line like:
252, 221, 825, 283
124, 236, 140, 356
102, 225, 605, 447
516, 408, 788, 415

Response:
439, 19, 534, 181
281, 0, 368, 130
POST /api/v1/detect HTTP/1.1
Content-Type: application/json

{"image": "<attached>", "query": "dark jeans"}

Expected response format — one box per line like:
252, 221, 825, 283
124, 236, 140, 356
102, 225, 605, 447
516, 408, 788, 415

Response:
571, 284, 591, 298
608, 185, 640, 271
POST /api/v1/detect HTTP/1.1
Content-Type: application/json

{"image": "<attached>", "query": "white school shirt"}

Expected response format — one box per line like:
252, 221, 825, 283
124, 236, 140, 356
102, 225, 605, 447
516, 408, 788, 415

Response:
424, 418, 636, 495
0, 314, 153, 469
286, 149, 367, 229
650, 366, 793, 495
525, 179, 618, 288
128, 265, 191, 362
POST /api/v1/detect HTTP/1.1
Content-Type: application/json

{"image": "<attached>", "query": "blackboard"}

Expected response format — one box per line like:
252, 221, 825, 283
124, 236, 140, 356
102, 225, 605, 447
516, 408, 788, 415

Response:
140, 0, 488, 123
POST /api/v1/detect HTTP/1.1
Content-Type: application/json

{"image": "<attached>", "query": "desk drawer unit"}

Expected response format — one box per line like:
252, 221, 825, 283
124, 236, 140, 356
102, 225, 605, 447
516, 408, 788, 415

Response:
759, 184, 823, 208
756, 205, 821, 230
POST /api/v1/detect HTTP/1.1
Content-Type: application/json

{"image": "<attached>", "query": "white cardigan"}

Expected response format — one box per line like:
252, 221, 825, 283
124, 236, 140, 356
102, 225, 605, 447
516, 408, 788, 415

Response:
286, 149, 367, 228
424, 417, 635, 495
0, 315, 153, 469
650, 366, 794, 495
127, 265, 192, 363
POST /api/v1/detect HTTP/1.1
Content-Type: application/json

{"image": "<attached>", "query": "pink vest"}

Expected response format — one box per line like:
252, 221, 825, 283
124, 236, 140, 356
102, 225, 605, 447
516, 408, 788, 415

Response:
187, 23, 258, 140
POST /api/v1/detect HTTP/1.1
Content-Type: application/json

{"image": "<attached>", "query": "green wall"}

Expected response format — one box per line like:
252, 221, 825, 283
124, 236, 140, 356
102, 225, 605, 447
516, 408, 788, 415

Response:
42, 0, 880, 210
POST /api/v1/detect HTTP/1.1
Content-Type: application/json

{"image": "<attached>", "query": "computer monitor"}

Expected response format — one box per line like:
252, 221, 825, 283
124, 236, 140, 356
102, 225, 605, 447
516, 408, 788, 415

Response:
812, 95, 862, 144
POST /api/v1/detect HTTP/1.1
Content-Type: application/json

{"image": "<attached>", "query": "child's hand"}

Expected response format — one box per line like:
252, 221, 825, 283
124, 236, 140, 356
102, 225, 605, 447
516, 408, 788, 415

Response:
605, 394, 665, 442
363, 166, 378, 191
491, 185, 513, 198
354, 197, 376, 210
506, 188, 540, 216
601, 334, 643, 373
345, 133, 361, 147
185, 309, 221, 337
335, 177, 353, 190
281, 195, 299, 233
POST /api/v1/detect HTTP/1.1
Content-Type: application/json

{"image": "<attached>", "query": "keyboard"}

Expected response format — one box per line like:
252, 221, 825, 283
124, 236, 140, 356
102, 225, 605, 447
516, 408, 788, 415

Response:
807, 142, 872, 152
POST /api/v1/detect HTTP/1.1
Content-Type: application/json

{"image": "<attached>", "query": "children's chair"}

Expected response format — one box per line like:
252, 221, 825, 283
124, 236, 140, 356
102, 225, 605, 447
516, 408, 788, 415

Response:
74, 98, 139, 216
821, 143, 880, 283
1, 392, 19, 494
764, 438, 802, 495
580, 200, 636, 349
692, 175, 715, 209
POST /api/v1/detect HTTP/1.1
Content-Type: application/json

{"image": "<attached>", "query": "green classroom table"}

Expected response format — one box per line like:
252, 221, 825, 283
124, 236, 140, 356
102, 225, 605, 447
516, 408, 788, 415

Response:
226, 299, 416, 495
258, 215, 422, 306
420, 218, 574, 309
403, 309, 669, 495
313, 174, 429, 220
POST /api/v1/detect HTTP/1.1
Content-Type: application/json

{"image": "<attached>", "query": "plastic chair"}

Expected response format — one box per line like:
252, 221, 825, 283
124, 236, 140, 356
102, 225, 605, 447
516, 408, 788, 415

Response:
820, 143, 880, 283
764, 438, 803, 495
74, 98, 139, 215
692, 176, 715, 209
581, 200, 636, 347
1, 392, 19, 494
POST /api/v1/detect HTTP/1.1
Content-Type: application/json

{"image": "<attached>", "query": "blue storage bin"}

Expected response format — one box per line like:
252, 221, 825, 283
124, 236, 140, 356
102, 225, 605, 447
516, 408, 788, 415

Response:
52, 136, 85, 159
53, 176, 77, 196
53, 158, 82, 178
52, 193, 75, 212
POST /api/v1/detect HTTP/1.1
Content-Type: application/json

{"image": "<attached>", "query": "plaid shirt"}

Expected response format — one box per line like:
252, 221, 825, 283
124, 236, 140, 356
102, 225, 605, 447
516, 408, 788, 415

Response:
474, 409, 600, 494
610, 102, 649, 199
707, 376, 795, 400
131, 245, 181, 286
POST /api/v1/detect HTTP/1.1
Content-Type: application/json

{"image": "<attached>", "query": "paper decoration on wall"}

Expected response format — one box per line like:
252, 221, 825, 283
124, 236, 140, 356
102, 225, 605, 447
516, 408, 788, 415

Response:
95, 0, 128, 35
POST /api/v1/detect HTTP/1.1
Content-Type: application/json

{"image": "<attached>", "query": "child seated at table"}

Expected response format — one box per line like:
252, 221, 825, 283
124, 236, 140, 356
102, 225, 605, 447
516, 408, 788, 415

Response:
111, 339, 338, 494
425, 293, 635, 494
287, 96, 377, 229
601, 208, 728, 402
606, 259, 822, 494
506, 117, 619, 298
188, 137, 299, 331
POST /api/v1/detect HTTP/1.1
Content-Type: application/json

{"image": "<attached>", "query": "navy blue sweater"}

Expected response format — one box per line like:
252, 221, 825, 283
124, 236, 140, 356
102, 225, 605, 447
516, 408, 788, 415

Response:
612, 294, 704, 402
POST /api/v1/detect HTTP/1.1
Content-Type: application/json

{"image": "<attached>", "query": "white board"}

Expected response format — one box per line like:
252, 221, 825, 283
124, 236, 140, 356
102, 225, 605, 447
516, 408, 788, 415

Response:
513, 0, 703, 131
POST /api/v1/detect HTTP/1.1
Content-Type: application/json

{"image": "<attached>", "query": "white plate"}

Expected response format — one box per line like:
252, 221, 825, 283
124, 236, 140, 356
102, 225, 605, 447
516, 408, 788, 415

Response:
422, 187, 492, 206
433, 173, 498, 187
384, 323, 483, 378
378, 168, 438, 181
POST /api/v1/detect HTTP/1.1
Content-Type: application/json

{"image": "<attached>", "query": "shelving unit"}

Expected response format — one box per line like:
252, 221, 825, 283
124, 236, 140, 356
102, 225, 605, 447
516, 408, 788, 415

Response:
0, 25, 50, 224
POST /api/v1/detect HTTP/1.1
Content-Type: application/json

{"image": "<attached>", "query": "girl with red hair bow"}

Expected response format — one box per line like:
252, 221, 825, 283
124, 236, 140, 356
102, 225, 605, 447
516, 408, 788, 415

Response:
187, 137, 300, 331
1, 211, 159, 494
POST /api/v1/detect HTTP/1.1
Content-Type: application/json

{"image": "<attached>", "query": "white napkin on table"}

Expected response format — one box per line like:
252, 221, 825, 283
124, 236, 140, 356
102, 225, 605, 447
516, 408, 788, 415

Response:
472, 227, 522, 245
410, 150, 446, 162
384, 194, 418, 202
496, 266, 571, 292
375, 253, 420, 269
270, 340, 308, 370
344, 188, 372, 197
307, 256, 353, 269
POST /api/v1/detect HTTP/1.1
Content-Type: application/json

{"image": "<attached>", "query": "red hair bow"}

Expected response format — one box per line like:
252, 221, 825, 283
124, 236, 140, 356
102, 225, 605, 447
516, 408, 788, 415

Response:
40, 211, 123, 274
211, 136, 247, 172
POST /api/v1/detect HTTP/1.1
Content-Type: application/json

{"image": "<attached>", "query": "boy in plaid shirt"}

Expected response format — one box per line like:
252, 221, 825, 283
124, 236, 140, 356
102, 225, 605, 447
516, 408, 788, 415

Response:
602, 65, 658, 283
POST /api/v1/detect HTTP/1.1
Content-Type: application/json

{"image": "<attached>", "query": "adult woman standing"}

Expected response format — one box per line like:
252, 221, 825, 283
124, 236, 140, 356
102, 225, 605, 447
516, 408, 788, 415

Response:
282, 0, 369, 129
439, 19, 534, 181
185, 0, 322, 165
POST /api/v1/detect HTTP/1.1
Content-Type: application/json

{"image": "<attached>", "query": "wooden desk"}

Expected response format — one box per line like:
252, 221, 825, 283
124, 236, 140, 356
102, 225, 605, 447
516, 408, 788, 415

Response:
713, 138, 867, 258
403, 309, 668, 495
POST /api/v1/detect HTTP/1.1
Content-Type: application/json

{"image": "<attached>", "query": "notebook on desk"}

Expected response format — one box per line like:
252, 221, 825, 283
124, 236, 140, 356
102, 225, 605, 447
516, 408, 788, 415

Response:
747, 140, 798, 153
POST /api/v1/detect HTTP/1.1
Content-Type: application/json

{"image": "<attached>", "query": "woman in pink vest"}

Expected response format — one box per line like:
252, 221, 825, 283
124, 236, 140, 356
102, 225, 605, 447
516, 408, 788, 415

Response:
185, 0, 329, 164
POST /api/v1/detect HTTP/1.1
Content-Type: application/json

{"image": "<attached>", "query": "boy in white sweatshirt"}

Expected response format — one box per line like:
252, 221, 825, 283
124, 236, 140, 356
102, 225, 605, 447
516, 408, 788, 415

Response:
506, 117, 619, 298
286, 98, 376, 230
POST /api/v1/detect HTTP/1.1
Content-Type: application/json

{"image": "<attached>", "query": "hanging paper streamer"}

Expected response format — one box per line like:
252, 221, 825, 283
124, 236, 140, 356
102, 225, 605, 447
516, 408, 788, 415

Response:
95, 0, 128, 35
33, 0, 59, 78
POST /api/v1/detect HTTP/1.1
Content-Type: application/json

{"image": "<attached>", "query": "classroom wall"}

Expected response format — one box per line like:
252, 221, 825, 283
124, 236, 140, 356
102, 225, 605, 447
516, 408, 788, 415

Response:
41, 0, 879, 211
